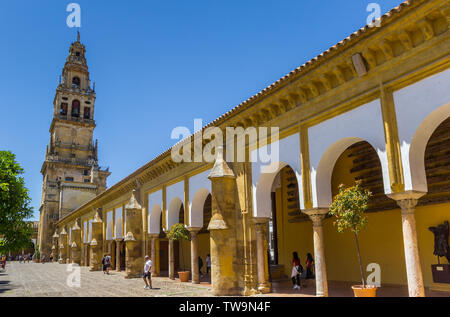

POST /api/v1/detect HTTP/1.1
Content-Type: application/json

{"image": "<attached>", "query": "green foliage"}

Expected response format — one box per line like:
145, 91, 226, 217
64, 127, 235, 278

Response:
329, 182, 371, 235
167, 223, 191, 242
0, 151, 34, 253
34, 244, 40, 260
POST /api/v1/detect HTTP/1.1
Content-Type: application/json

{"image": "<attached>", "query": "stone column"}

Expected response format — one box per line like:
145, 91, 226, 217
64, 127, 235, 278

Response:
207, 145, 240, 296
51, 231, 59, 262
304, 209, 329, 297
149, 234, 159, 276
188, 228, 201, 284
389, 192, 425, 297
168, 238, 175, 280
115, 239, 123, 271
89, 210, 103, 271
253, 218, 271, 293
124, 189, 143, 278
58, 228, 68, 264
71, 221, 82, 265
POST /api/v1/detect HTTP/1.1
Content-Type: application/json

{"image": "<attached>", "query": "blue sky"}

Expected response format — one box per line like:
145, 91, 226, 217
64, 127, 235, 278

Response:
0, 0, 403, 220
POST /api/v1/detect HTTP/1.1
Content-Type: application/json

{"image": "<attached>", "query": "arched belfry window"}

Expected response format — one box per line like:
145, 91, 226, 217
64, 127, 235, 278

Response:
72, 77, 80, 88
83, 107, 90, 119
71, 100, 80, 117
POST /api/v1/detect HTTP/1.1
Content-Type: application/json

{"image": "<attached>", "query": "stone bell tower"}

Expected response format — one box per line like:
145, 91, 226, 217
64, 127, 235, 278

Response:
38, 32, 111, 259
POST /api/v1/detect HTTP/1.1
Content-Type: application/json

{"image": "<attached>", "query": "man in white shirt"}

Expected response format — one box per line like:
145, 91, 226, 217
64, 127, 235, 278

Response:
142, 255, 152, 290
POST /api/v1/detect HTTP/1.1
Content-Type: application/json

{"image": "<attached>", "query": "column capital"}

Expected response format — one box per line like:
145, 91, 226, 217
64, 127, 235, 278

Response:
187, 227, 202, 233
148, 233, 159, 239
303, 208, 328, 226
388, 190, 426, 215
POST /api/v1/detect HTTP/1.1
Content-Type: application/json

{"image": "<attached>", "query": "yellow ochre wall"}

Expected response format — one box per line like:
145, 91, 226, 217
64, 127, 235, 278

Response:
274, 148, 449, 288
178, 232, 211, 270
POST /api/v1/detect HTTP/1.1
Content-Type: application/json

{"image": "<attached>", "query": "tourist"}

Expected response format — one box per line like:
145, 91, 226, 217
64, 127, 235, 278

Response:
1, 255, 6, 270
142, 255, 152, 290
105, 254, 111, 274
101, 254, 107, 274
18, 255, 22, 263
206, 254, 211, 275
306, 253, 314, 279
49, 254, 53, 262
198, 256, 203, 277
291, 252, 303, 290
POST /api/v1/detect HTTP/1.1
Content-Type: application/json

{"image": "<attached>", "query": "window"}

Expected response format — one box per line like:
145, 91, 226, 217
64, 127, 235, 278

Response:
76, 52, 80, 57
65, 177, 74, 182
71, 153, 76, 158
71, 100, 80, 117
84, 179, 90, 183
60, 103, 68, 116
83, 107, 90, 119
83, 170, 89, 176
72, 77, 80, 87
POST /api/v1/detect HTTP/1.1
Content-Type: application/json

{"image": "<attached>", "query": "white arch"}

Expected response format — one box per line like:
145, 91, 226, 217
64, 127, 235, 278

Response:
167, 197, 183, 230
314, 137, 387, 208
251, 132, 303, 217
394, 68, 450, 192
254, 161, 301, 218
407, 102, 450, 192
149, 204, 163, 234
190, 188, 211, 228
309, 99, 390, 208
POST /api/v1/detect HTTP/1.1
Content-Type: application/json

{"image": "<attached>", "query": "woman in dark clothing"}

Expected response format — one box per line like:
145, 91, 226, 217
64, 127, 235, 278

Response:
306, 253, 314, 279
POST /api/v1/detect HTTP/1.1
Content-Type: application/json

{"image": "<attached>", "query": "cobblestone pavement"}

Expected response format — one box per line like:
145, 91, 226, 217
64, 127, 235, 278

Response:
0, 262, 212, 297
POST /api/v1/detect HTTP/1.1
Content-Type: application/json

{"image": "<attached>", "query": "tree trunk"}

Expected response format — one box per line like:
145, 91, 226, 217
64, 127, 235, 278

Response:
354, 232, 366, 288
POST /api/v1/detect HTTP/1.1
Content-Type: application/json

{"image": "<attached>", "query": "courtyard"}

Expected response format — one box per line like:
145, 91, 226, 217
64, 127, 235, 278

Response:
1, 261, 449, 297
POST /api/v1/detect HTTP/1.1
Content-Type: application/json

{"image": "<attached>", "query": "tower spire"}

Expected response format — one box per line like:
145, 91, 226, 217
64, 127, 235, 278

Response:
77, 30, 80, 42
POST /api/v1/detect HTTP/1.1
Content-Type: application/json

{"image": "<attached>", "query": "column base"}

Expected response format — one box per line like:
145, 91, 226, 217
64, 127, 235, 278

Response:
258, 283, 271, 294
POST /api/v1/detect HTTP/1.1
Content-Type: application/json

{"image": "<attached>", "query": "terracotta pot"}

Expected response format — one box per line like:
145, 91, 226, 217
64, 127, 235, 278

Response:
352, 285, 377, 297
178, 271, 190, 282
34, 259, 40, 263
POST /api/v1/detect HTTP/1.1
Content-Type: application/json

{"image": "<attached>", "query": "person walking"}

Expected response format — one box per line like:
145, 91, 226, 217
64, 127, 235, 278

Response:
291, 252, 303, 290
198, 256, 203, 277
101, 254, 107, 274
142, 255, 152, 290
306, 253, 314, 279
206, 254, 211, 275
105, 254, 111, 274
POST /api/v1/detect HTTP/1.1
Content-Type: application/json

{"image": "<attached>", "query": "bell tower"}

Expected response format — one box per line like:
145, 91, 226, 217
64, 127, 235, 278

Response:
38, 32, 111, 258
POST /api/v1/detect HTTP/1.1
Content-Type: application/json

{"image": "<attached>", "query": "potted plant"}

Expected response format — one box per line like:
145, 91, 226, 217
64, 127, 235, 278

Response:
329, 181, 377, 297
167, 223, 191, 282
34, 244, 40, 263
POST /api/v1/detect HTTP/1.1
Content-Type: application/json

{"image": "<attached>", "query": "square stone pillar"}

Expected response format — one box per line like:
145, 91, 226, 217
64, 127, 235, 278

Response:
89, 210, 103, 271
207, 145, 240, 296
71, 221, 82, 265
124, 190, 143, 278
51, 231, 59, 262
58, 227, 68, 264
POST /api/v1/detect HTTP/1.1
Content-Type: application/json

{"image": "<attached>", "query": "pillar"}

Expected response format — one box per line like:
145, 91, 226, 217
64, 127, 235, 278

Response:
51, 231, 59, 262
71, 221, 82, 265
188, 228, 201, 284
389, 192, 425, 297
149, 234, 159, 276
253, 218, 271, 293
124, 189, 143, 278
89, 210, 103, 271
207, 145, 240, 295
115, 239, 123, 271
304, 209, 329, 297
58, 228, 67, 264
169, 238, 175, 280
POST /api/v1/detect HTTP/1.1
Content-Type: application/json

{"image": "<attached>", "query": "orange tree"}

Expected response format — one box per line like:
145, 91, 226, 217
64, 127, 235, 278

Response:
329, 181, 371, 287
167, 223, 191, 271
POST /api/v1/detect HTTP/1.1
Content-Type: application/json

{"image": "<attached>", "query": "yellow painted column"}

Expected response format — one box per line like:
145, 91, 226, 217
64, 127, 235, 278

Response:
188, 227, 202, 284
253, 218, 271, 293
149, 234, 160, 276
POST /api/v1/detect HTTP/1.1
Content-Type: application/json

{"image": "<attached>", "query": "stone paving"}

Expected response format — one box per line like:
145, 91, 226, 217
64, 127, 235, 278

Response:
0, 261, 212, 297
